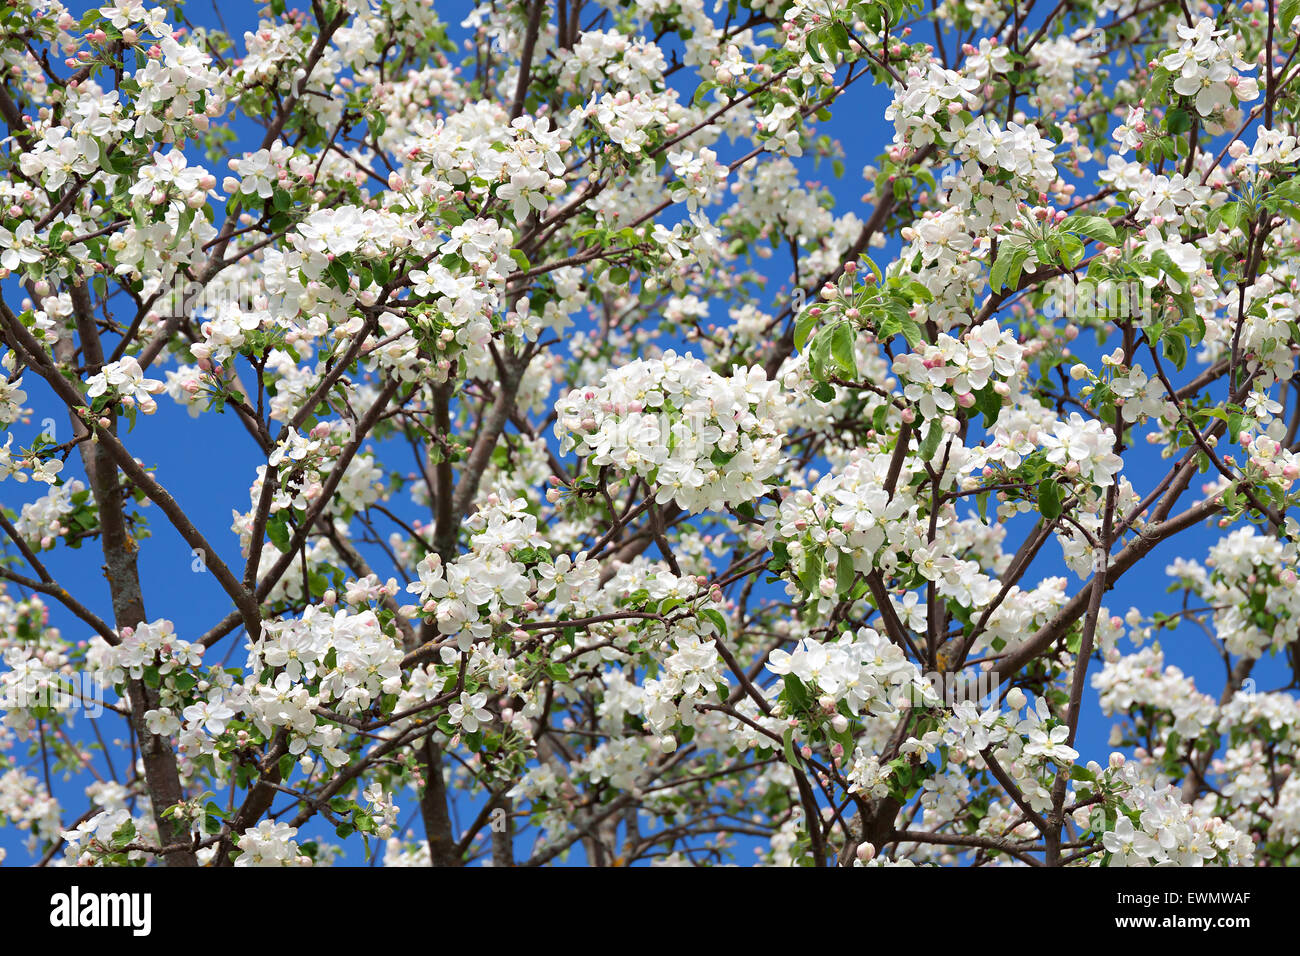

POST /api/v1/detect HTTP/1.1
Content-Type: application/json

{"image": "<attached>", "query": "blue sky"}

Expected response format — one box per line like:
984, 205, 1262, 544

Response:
1, 0, 1290, 865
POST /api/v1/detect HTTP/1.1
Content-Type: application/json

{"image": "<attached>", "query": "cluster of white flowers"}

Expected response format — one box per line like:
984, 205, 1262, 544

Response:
576, 737, 656, 791
892, 320, 1024, 421
1101, 775, 1254, 866
87, 618, 204, 688
129, 149, 218, 211
1072, 353, 1178, 427
1028, 36, 1093, 112
234, 820, 309, 866
845, 750, 892, 799
1241, 433, 1300, 493
1134, 171, 1212, 228
1, 0, 1297, 872
667, 146, 730, 213
1093, 645, 1218, 739
953, 117, 1059, 193
766, 450, 913, 588
249, 605, 405, 714
1156, 18, 1259, 118
1, 766, 62, 854
767, 439, 1021, 613
557, 29, 668, 94
767, 629, 938, 718
0, 370, 26, 426
245, 420, 388, 520
403, 495, 551, 648
1240, 126, 1300, 167
885, 62, 981, 150
293, 205, 423, 264
85, 357, 166, 415
642, 633, 726, 742
555, 352, 788, 513
17, 127, 98, 194
362, 783, 401, 839
942, 696, 1079, 825
941, 698, 1008, 755
0, 221, 43, 276
1201, 690, 1300, 845
1200, 264, 1299, 386
586, 88, 681, 154
1038, 412, 1124, 487
13, 478, 86, 549
1168, 528, 1300, 659
61, 807, 142, 865
1132, 228, 1207, 298
1111, 105, 1147, 154
0, 642, 76, 733
963, 577, 1070, 658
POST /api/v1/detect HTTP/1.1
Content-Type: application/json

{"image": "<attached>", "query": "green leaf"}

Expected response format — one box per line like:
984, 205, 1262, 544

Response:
698, 607, 728, 637
807, 328, 832, 381
793, 309, 818, 352
1151, 249, 1188, 285
783, 674, 812, 712
1166, 108, 1191, 134
830, 321, 856, 377
973, 383, 1002, 429
1055, 233, 1086, 268
1038, 477, 1063, 520
898, 317, 924, 350
799, 547, 823, 594
835, 556, 856, 596
990, 244, 1027, 292
1284, 0, 1300, 33
1274, 179, 1300, 204
782, 728, 801, 769
1147, 68, 1171, 105
1217, 202, 1243, 231
1061, 214, 1118, 246
805, 25, 832, 62
904, 281, 933, 304
267, 513, 292, 553
830, 21, 851, 52
1228, 412, 1244, 442
111, 820, 137, 848
327, 258, 350, 290
1161, 329, 1188, 371
918, 420, 943, 460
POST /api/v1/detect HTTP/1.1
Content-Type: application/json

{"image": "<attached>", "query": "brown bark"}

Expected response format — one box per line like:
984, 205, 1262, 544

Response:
418, 738, 460, 866
60, 296, 197, 865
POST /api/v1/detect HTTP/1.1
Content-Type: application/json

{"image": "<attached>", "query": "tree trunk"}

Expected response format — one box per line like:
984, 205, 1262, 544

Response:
57, 309, 197, 865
